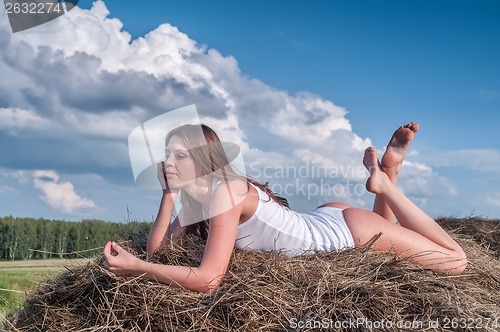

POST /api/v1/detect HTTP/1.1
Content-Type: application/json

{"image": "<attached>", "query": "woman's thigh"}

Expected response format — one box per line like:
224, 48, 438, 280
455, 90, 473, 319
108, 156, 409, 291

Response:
342, 207, 465, 273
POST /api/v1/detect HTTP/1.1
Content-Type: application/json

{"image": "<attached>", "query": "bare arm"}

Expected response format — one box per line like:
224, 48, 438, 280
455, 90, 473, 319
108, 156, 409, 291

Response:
146, 191, 178, 256
146, 162, 180, 256
105, 180, 245, 293
135, 217, 235, 293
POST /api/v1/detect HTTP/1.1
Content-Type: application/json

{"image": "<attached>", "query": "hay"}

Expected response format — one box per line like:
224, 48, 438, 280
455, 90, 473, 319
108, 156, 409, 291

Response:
4, 218, 500, 332
437, 217, 500, 258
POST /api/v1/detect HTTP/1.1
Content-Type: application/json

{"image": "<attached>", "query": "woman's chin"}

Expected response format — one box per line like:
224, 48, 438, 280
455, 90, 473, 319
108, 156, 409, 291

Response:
167, 180, 191, 190
168, 183, 182, 190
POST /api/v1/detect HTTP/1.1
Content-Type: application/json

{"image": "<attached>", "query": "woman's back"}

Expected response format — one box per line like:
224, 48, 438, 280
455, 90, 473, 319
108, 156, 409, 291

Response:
211, 180, 355, 257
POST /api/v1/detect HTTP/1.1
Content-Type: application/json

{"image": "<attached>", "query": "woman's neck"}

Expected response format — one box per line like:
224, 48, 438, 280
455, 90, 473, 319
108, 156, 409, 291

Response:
182, 182, 212, 208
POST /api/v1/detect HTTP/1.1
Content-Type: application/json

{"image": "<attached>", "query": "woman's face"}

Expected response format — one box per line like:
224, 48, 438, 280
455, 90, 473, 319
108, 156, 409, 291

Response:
163, 135, 197, 189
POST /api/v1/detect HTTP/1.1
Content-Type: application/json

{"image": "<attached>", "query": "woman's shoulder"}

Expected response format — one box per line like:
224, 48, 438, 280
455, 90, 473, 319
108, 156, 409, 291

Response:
211, 177, 249, 203
210, 177, 251, 217
213, 177, 247, 192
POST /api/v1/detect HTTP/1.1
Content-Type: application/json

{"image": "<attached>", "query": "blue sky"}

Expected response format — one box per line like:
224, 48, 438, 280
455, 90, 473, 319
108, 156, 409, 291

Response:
84, 0, 500, 147
1, 0, 499, 222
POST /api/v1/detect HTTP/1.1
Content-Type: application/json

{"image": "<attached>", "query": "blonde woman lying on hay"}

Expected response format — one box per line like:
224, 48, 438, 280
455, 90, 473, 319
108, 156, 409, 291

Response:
103, 122, 467, 293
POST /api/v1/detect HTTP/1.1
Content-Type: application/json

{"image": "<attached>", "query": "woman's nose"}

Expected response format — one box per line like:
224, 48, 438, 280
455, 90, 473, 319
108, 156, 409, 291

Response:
164, 154, 175, 166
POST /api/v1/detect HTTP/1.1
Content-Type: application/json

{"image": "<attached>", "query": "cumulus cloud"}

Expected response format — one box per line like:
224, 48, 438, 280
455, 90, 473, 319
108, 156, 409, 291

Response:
0, 0, 377, 209
32, 170, 96, 214
0, 1, 473, 217
397, 161, 458, 208
0, 108, 51, 133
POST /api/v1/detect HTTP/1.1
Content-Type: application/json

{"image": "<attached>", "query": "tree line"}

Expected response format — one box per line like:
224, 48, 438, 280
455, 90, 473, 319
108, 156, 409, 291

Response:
0, 216, 153, 260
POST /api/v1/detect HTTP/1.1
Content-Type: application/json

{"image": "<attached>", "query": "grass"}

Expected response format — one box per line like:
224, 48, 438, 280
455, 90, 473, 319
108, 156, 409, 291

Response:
3, 218, 499, 331
0, 258, 90, 318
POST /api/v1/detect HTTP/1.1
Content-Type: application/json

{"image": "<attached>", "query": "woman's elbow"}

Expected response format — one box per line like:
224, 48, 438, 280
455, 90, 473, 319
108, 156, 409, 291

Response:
145, 243, 158, 257
146, 237, 169, 257
442, 249, 468, 275
451, 250, 468, 275
197, 273, 225, 294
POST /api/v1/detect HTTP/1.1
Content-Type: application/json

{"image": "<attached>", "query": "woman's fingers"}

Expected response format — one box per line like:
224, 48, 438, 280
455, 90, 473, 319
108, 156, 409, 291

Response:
103, 241, 113, 259
103, 241, 119, 271
102, 241, 138, 276
102, 241, 113, 271
110, 241, 121, 255
157, 162, 167, 189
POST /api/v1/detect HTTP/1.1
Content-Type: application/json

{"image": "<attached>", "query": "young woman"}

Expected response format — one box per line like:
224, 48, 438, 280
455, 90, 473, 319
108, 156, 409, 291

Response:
103, 122, 467, 293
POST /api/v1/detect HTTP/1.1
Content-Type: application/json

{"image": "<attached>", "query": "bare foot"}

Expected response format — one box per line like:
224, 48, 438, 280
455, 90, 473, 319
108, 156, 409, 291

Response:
364, 147, 389, 195
381, 122, 419, 175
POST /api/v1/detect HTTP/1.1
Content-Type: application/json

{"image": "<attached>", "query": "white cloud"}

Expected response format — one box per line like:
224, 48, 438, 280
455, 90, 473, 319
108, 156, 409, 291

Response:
0, 107, 51, 133
268, 94, 351, 144
200, 111, 250, 152
293, 149, 367, 182
0, 184, 15, 194
1, 1, 496, 219
1, 1, 371, 190
65, 108, 145, 139
32, 170, 96, 214
11, 2, 227, 101
5, 170, 30, 184
397, 160, 458, 206
400, 160, 434, 177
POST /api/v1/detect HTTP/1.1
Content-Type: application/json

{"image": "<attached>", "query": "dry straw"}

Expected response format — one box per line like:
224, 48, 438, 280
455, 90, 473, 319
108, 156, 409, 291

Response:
4, 218, 500, 331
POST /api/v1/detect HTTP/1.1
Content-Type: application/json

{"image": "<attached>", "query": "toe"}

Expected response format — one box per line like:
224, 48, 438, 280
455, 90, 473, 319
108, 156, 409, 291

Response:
410, 122, 419, 133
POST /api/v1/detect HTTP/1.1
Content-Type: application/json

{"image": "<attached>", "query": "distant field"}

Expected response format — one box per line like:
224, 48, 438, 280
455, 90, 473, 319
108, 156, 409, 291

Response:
0, 258, 91, 317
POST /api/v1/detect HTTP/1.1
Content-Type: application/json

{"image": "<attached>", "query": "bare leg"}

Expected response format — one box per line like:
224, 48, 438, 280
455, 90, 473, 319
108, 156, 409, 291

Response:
372, 122, 419, 223
344, 147, 467, 274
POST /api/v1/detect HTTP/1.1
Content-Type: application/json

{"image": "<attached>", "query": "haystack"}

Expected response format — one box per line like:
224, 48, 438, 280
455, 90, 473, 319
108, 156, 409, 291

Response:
3, 218, 500, 331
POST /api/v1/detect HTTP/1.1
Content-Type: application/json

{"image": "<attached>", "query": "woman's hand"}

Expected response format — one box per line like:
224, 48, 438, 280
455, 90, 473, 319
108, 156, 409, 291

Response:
103, 241, 143, 276
157, 161, 178, 195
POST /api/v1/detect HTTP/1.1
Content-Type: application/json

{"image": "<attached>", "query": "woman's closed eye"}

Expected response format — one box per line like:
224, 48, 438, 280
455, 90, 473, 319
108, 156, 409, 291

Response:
165, 153, 187, 161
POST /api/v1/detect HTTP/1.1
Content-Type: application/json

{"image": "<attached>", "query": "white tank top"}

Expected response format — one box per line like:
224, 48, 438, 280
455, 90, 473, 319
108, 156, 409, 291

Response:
212, 180, 355, 257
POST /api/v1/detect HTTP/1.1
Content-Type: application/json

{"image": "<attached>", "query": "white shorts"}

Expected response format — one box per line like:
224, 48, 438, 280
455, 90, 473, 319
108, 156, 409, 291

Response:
300, 206, 356, 253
